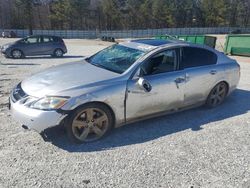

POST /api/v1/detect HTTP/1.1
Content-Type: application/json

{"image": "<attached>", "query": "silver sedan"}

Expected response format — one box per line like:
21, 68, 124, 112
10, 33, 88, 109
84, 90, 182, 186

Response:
9, 39, 240, 143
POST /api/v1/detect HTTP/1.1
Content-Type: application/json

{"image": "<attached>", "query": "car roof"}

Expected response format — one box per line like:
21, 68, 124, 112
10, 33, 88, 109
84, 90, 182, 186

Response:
26, 35, 61, 38
121, 38, 187, 52
121, 38, 218, 54
130, 39, 177, 46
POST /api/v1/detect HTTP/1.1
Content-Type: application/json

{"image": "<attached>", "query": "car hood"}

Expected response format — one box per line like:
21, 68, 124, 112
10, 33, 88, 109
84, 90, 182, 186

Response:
21, 60, 120, 98
2, 42, 16, 47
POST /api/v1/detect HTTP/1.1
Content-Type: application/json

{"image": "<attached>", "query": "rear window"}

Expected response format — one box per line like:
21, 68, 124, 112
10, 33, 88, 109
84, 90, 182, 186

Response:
181, 47, 217, 69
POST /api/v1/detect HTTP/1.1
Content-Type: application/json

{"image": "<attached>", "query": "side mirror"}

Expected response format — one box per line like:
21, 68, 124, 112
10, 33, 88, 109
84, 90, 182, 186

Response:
134, 67, 142, 78
19, 40, 26, 44
137, 77, 152, 92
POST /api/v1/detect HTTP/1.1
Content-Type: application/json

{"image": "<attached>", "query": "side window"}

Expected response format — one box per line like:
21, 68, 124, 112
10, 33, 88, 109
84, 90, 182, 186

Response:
181, 47, 217, 69
141, 49, 177, 76
25, 37, 38, 44
43, 36, 52, 43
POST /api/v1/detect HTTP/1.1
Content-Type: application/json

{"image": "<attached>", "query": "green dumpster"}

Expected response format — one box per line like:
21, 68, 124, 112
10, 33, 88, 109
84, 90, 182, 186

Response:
177, 35, 217, 48
155, 35, 217, 48
224, 35, 250, 56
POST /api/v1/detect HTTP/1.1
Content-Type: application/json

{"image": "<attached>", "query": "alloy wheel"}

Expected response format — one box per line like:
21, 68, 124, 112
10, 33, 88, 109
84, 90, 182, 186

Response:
12, 50, 22, 59
54, 49, 63, 57
71, 108, 109, 142
207, 82, 227, 107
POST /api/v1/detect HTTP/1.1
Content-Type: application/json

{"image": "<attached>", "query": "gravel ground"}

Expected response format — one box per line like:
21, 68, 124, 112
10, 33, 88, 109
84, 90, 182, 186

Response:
0, 38, 250, 188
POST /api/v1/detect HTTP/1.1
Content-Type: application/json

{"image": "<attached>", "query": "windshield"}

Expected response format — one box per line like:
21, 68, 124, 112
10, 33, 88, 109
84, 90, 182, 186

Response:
86, 44, 145, 74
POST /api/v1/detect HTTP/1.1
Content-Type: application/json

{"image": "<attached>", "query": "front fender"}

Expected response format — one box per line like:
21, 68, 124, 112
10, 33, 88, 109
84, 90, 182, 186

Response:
60, 81, 127, 126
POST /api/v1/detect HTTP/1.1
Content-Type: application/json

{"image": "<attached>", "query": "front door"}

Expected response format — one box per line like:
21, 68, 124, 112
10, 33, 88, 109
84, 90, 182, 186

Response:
21, 36, 42, 56
126, 48, 185, 121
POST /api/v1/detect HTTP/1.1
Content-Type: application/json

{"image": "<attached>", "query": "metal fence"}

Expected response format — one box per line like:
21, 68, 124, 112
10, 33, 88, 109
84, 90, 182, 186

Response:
1, 27, 250, 39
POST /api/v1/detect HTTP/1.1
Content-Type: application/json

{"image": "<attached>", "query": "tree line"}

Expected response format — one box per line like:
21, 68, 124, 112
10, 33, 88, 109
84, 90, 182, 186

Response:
1, 0, 249, 32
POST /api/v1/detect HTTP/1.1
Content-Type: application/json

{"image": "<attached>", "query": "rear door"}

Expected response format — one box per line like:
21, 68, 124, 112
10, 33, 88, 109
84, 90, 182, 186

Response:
180, 47, 222, 106
39, 36, 55, 55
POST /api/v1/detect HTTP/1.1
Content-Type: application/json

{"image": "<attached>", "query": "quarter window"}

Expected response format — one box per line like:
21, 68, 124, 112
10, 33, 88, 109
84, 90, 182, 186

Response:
181, 47, 217, 69
141, 49, 177, 75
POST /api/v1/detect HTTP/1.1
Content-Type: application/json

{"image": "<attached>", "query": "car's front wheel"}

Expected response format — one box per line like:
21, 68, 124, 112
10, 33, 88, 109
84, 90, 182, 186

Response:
11, 49, 23, 59
53, 49, 64, 57
65, 103, 114, 144
206, 82, 228, 108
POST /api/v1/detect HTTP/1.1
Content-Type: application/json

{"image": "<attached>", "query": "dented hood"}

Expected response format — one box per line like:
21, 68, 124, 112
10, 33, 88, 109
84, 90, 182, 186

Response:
21, 60, 119, 98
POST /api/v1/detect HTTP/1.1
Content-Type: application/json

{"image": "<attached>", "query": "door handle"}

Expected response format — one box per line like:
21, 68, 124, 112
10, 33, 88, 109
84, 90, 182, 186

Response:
210, 70, 217, 75
175, 77, 186, 84
175, 77, 186, 89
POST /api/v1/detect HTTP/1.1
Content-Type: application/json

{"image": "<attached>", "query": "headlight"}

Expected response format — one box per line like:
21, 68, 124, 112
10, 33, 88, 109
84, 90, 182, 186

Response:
30, 96, 69, 110
2, 45, 9, 50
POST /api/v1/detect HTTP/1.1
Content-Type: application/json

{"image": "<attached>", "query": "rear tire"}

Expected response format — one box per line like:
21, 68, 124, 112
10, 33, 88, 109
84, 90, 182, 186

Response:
206, 82, 228, 108
53, 48, 64, 58
65, 103, 114, 144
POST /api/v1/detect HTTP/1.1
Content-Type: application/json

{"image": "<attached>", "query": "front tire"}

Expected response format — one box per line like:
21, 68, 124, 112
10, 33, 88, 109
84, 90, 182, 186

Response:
11, 49, 23, 59
65, 103, 114, 144
206, 82, 228, 108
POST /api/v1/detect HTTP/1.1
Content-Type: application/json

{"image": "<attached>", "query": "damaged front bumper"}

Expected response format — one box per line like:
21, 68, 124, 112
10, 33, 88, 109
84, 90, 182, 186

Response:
9, 97, 67, 133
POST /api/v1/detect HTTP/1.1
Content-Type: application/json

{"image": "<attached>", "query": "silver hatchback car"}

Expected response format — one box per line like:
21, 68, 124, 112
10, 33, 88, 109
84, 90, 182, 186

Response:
10, 39, 240, 143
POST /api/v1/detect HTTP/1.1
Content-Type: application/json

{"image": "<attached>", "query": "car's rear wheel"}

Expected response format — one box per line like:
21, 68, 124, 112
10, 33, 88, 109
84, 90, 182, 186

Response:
11, 49, 23, 59
206, 82, 228, 108
65, 103, 114, 144
53, 49, 63, 57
